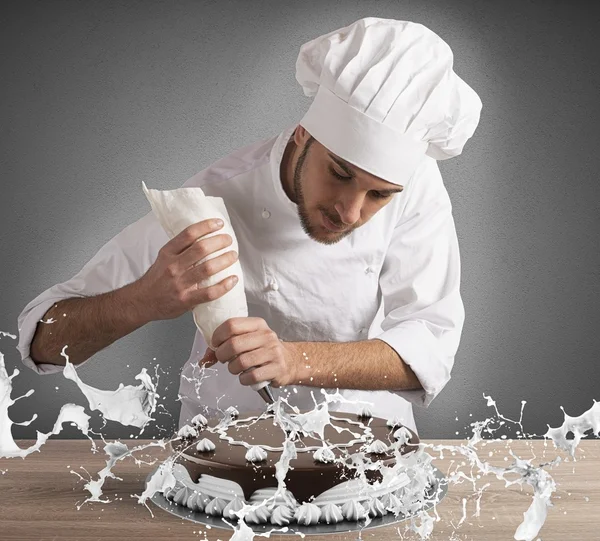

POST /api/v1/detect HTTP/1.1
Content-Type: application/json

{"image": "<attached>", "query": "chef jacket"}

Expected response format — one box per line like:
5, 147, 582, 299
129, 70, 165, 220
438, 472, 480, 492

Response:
16, 124, 465, 436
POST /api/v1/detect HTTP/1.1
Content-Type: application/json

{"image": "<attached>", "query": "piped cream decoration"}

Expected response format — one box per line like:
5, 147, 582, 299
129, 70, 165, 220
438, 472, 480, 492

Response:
196, 438, 215, 452
225, 406, 239, 418
171, 408, 422, 526
223, 496, 246, 519
270, 505, 295, 526
381, 492, 402, 511
177, 424, 198, 439
164, 485, 179, 500
393, 426, 412, 444
341, 500, 368, 521
312, 472, 410, 506
386, 416, 404, 428
366, 439, 388, 454
294, 502, 321, 525
358, 405, 374, 418
205, 497, 227, 516
245, 445, 267, 462
367, 497, 387, 517
312, 479, 369, 506
191, 413, 208, 428
169, 411, 421, 525
313, 446, 335, 463
173, 486, 191, 506
189, 491, 210, 512
249, 487, 298, 508
320, 503, 344, 524
196, 473, 245, 501
245, 505, 272, 524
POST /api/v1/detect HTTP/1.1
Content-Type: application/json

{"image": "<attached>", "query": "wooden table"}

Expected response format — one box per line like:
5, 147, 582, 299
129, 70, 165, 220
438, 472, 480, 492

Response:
1, 439, 598, 540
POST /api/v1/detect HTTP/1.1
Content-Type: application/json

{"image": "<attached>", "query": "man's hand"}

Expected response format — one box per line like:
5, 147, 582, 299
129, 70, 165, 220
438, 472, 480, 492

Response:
200, 318, 301, 388
136, 219, 239, 323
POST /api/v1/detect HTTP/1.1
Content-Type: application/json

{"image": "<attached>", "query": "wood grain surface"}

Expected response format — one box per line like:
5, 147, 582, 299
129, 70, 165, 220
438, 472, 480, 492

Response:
0, 439, 598, 540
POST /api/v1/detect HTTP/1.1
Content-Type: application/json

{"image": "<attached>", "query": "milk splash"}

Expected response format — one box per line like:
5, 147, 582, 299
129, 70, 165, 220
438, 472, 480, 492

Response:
0, 328, 598, 541
60, 346, 158, 430
0, 333, 163, 508
160, 387, 598, 541
0, 350, 93, 458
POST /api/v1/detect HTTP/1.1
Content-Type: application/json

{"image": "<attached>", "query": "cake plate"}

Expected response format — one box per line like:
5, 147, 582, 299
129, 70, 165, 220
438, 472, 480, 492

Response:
146, 466, 447, 535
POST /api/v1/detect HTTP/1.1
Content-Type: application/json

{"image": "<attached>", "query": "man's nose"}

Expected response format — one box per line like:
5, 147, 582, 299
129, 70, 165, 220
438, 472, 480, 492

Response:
334, 195, 364, 225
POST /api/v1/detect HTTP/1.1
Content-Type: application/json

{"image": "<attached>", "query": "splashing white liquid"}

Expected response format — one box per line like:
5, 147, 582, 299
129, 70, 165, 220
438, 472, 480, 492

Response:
0, 352, 93, 458
61, 346, 158, 430
0, 330, 598, 541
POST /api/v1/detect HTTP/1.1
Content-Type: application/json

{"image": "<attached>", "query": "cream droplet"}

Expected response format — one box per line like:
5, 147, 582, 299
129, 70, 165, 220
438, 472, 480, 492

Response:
196, 437, 216, 452
313, 446, 336, 463
190, 413, 208, 428
177, 424, 198, 439
366, 439, 388, 454
245, 445, 267, 462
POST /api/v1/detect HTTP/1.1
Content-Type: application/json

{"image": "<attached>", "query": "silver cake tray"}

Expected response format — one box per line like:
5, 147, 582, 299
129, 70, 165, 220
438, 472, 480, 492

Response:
146, 466, 447, 535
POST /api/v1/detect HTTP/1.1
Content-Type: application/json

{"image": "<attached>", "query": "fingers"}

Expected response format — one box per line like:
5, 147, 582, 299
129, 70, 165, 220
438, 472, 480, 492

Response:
238, 364, 275, 387
178, 233, 233, 270
211, 318, 271, 349
181, 249, 238, 289
227, 348, 264, 376
183, 275, 239, 306
216, 330, 270, 366
163, 219, 225, 255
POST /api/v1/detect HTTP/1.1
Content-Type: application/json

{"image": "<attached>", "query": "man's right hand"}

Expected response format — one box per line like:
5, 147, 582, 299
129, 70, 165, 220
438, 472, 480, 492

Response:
29, 218, 240, 367
136, 219, 239, 322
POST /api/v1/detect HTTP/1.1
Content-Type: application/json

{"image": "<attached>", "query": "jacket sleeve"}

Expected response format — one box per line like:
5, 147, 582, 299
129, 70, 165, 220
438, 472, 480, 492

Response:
374, 159, 465, 407
16, 211, 167, 375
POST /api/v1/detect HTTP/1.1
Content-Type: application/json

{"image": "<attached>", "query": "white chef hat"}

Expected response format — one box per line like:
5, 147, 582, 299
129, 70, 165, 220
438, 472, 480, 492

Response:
296, 17, 482, 186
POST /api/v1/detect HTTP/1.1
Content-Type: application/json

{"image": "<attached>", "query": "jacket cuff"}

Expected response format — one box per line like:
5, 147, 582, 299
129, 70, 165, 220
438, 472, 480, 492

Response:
374, 321, 452, 408
17, 299, 83, 375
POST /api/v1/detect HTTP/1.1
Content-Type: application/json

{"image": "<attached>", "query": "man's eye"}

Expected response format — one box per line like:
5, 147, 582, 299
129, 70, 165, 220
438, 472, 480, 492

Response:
329, 167, 395, 200
330, 167, 351, 181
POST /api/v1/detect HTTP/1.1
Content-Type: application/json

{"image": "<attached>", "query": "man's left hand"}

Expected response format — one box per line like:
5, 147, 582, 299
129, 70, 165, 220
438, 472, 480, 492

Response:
199, 317, 301, 388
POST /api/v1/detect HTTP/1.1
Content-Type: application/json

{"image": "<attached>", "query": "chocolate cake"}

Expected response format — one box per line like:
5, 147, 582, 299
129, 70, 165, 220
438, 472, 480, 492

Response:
164, 407, 425, 526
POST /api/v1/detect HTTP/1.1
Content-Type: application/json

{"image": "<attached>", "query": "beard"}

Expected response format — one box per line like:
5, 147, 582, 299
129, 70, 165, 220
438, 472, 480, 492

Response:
292, 140, 355, 245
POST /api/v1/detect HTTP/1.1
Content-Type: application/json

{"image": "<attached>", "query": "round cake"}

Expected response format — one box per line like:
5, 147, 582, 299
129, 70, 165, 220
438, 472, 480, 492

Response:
163, 407, 429, 526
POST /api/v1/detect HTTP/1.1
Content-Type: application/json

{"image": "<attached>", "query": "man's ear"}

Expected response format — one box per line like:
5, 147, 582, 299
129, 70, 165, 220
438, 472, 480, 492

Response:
294, 124, 312, 146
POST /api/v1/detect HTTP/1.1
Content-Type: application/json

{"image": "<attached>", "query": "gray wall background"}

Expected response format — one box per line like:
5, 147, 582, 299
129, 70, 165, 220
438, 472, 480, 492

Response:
1, 0, 599, 440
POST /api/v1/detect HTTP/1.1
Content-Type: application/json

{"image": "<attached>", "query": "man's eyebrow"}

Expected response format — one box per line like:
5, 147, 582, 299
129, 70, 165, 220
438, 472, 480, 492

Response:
328, 153, 404, 193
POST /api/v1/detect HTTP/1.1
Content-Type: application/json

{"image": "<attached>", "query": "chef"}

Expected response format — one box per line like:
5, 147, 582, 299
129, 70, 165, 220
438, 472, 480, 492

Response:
16, 18, 482, 436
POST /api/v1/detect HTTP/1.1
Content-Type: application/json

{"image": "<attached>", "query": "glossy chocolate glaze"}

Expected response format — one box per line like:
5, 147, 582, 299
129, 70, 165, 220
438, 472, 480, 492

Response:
174, 411, 419, 502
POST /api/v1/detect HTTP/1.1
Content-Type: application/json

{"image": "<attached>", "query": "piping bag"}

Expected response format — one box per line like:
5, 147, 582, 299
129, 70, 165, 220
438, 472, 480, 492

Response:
142, 182, 274, 404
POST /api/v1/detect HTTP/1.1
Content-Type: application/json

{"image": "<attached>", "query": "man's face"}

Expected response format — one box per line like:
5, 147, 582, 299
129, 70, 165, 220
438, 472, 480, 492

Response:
292, 135, 404, 245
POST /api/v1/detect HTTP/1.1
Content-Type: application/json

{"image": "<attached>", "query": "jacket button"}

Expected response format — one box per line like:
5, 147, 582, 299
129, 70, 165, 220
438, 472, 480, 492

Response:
269, 280, 279, 291
365, 266, 374, 274
262, 209, 271, 219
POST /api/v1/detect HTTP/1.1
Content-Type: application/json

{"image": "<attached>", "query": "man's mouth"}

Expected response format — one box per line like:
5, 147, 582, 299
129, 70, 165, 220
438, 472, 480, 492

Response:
321, 210, 348, 233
